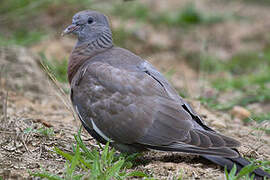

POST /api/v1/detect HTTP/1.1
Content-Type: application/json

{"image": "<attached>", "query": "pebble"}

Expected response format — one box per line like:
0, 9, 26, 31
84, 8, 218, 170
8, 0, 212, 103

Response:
231, 106, 251, 120
211, 120, 226, 129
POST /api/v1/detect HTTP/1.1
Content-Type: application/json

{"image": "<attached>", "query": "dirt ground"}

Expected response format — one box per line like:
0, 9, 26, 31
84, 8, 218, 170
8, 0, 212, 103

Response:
1, 0, 270, 179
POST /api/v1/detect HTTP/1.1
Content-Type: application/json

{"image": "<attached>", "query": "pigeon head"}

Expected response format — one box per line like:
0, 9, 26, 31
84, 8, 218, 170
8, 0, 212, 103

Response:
63, 10, 112, 46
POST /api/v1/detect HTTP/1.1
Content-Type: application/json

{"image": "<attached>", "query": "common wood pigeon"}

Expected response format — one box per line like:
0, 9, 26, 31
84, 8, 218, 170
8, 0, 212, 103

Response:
63, 10, 270, 179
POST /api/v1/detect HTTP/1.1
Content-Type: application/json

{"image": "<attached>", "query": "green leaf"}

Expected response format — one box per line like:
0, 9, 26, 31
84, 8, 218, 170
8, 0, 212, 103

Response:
74, 126, 96, 160
224, 166, 230, 180
71, 174, 84, 180
54, 147, 73, 162
78, 156, 91, 170
91, 157, 101, 179
30, 128, 150, 180
66, 145, 80, 178
125, 171, 149, 177
24, 127, 33, 134
236, 164, 261, 179
101, 142, 110, 167
224, 164, 238, 180
107, 149, 115, 165
229, 164, 237, 179
30, 171, 64, 180
106, 159, 125, 179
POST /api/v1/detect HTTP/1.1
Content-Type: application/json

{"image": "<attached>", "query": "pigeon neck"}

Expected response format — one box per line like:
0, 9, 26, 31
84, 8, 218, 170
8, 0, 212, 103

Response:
68, 31, 113, 84
77, 28, 113, 49
84, 30, 113, 51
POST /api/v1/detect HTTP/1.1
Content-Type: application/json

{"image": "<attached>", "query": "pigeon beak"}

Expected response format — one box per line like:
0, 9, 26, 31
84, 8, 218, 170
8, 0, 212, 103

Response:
62, 24, 79, 36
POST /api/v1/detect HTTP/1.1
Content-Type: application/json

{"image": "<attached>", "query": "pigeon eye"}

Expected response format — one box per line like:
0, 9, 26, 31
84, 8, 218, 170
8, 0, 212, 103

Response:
88, 17, 94, 24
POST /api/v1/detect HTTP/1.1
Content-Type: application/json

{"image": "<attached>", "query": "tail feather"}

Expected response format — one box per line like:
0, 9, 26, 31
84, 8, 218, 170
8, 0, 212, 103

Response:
202, 155, 270, 180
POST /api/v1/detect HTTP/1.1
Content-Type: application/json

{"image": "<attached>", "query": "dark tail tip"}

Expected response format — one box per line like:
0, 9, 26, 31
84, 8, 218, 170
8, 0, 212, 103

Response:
201, 155, 270, 180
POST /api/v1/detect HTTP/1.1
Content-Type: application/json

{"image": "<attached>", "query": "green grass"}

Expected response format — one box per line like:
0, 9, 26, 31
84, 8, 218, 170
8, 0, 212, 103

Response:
191, 48, 270, 111
0, 1, 228, 48
0, 0, 94, 20
112, 2, 149, 21
172, 169, 184, 180
187, 51, 270, 74
156, 3, 225, 27
0, 0, 53, 47
0, 0, 53, 19
112, 27, 135, 48
194, 50, 270, 135
251, 112, 270, 123
30, 128, 150, 179
211, 54, 270, 92
113, 2, 227, 27
0, 30, 45, 46
174, 3, 203, 25
0, 0, 95, 47
225, 164, 258, 180
211, 69, 270, 111
196, 51, 270, 124
224, 159, 270, 180
249, 159, 270, 174
249, 114, 270, 133
40, 53, 68, 83
24, 126, 55, 137
253, 127, 270, 135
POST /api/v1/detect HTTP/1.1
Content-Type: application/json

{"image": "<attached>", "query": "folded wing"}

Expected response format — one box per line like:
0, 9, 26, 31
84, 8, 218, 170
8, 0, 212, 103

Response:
71, 56, 240, 157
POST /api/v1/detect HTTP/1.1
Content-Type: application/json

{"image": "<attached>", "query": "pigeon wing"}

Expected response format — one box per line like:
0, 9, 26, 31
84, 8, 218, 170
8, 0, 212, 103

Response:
71, 55, 240, 157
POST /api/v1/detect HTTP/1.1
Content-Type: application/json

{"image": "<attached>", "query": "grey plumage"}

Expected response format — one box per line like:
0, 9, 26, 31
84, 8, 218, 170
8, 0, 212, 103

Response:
64, 10, 270, 179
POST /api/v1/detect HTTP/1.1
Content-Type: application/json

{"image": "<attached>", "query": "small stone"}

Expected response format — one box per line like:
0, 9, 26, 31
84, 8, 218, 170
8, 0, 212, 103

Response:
231, 106, 251, 120
211, 120, 226, 129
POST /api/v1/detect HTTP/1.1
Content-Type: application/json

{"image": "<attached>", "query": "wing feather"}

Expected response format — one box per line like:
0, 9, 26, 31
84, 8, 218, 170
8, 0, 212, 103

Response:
71, 50, 240, 157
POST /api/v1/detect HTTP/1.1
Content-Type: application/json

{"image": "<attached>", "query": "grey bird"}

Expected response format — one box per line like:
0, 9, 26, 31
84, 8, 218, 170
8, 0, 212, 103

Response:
63, 10, 270, 179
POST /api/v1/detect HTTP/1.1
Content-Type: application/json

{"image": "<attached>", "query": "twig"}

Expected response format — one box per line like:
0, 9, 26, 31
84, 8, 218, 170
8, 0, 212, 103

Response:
39, 59, 77, 121
33, 118, 53, 128
244, 118, 269, 155
3, 91, 8, 123
0, 131, 16, 134
22, 137, 30, 153
246, 118, 269, 137
38, 144, 42, 160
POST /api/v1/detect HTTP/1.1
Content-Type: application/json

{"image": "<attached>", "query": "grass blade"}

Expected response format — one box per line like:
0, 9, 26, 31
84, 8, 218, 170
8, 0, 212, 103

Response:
236, 164, 261, 179
30, 171, 64, 180
106, 159, 125, 180
74, 127, 96, 160
66, 144, 80, 178
54, 147, 73, 162
125, 171, 149, 177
